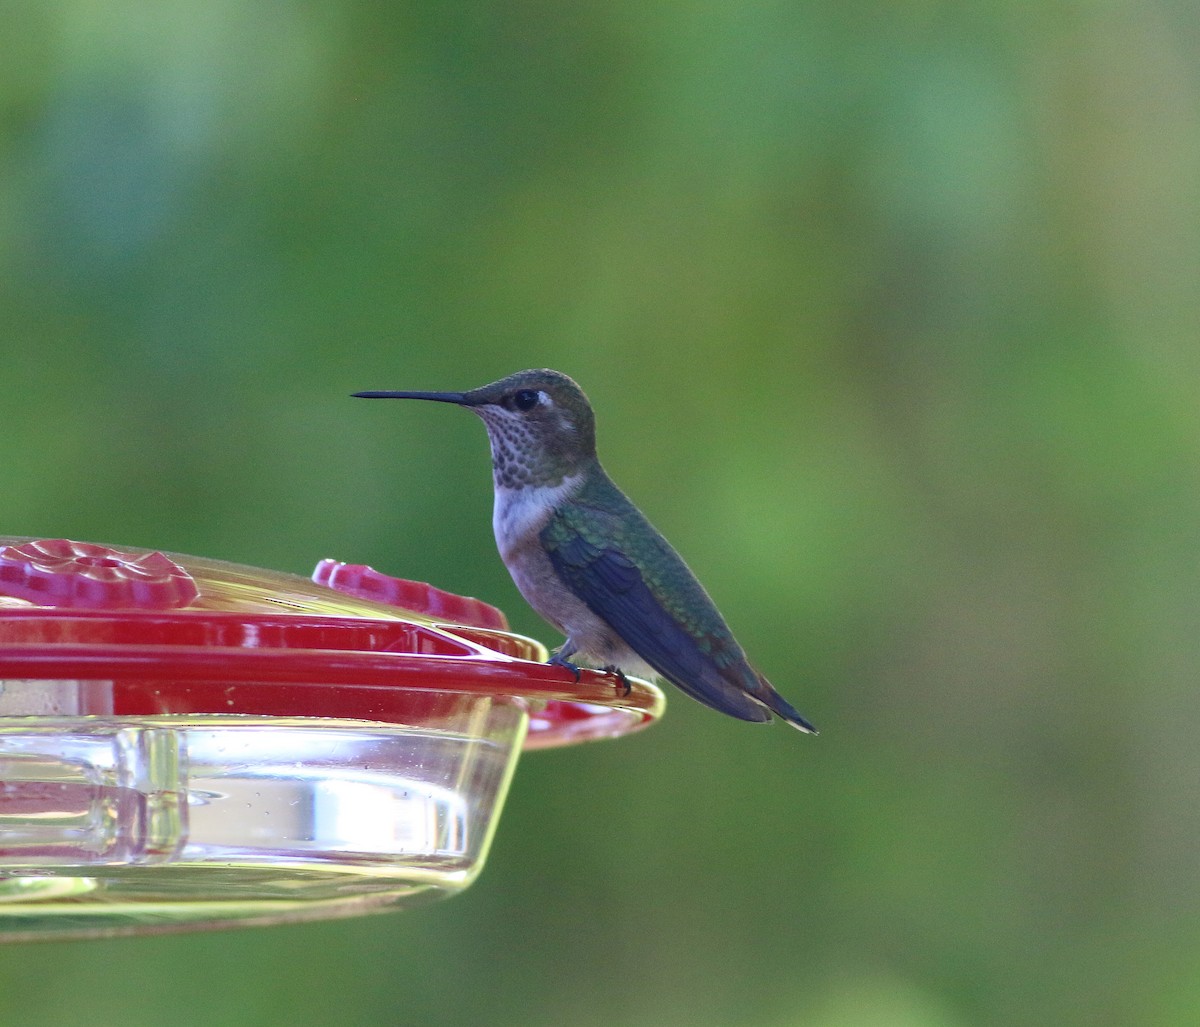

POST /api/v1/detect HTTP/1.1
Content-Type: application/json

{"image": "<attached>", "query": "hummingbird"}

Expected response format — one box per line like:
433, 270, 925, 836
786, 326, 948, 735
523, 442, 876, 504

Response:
354, 369, 816, 734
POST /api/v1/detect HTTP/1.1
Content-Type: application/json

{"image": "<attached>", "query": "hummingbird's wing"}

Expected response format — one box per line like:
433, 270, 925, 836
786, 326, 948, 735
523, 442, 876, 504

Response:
540, 474, 771, 723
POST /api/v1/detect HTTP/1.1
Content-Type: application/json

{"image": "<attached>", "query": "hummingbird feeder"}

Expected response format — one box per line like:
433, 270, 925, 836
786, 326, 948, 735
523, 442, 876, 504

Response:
0, 537, 662, 941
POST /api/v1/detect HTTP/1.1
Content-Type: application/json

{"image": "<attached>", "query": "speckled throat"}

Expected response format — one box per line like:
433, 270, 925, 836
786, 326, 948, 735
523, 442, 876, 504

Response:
475, 407, 579, 489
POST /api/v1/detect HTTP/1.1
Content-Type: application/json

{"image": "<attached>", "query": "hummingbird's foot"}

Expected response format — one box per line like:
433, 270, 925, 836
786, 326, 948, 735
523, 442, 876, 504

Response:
547, 652, 582, 683
602, 665, 632, 698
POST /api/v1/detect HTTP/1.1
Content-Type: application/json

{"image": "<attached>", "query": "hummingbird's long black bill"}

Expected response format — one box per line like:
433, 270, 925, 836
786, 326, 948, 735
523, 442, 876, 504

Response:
352, 390, 470, 404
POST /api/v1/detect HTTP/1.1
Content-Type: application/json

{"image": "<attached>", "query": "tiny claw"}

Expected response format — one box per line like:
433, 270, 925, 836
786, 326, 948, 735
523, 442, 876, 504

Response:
547, 652, 582, 683
603, 665, 632, 698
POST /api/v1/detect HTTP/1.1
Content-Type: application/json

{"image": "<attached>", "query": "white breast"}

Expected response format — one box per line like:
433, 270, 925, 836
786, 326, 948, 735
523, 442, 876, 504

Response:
492, 474, 584, 559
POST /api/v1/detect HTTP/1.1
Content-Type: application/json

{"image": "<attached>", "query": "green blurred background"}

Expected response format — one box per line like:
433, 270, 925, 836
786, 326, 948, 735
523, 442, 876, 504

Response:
3, 2, 1200, 1024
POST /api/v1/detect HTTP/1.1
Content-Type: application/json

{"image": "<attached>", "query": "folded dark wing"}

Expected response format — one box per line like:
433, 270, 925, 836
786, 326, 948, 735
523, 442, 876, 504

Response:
541, 501, 770, 723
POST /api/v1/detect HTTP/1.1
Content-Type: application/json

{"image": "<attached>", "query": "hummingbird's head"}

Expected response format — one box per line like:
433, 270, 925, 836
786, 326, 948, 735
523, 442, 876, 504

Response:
355, 369, 597, 488
463, 369, 597, 487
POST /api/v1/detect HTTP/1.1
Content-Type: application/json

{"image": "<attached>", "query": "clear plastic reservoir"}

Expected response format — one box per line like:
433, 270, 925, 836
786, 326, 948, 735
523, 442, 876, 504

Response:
0, 708, 523, 938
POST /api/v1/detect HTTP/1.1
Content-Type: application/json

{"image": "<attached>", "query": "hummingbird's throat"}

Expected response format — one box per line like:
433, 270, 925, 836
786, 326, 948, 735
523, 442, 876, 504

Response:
476, 410, 576, 489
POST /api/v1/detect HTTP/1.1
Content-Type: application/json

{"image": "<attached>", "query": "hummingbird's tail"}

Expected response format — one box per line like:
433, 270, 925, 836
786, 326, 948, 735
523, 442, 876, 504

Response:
752, 670, 818, 735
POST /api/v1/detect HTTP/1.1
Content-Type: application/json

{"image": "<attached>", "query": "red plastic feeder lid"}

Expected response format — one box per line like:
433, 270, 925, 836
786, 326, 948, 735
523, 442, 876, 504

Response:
0, 539, 200, 609
312, 559, 509, 631
0, 538, 663, 749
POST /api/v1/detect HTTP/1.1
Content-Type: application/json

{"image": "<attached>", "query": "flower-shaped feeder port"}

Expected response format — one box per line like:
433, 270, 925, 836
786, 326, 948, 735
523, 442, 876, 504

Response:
0, 539, 663, 941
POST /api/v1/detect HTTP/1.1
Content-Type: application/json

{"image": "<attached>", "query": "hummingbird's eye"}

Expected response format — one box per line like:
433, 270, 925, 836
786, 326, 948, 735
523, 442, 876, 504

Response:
511, 389, 540, 412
